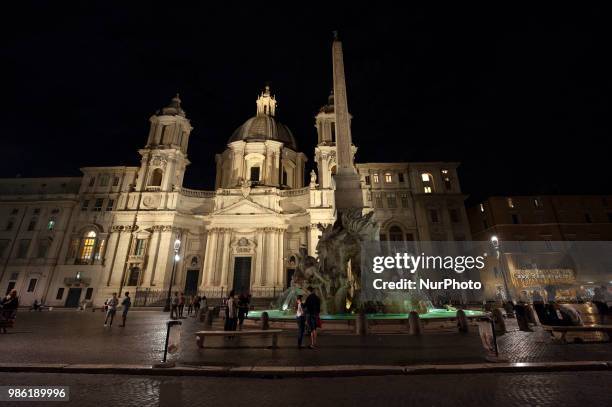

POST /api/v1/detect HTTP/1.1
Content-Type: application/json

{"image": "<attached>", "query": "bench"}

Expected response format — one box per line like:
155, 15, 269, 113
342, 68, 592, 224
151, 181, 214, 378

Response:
195, 329, 282, 349
543, 325, 612, 343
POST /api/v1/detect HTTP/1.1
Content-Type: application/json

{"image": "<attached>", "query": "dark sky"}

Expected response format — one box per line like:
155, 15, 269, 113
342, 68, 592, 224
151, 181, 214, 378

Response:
2, 4, 611, 205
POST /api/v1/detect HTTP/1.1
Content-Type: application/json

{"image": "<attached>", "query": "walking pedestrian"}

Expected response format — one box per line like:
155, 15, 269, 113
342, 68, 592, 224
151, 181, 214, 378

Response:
178, 292, 185, 318
119, 292, 131, 327
187, 296, 193, 316
304, 287, 321, 349
170, 292, 179, 320
104, 293, 119, 327
296, 294, 306, 348
224, 290, 238, 332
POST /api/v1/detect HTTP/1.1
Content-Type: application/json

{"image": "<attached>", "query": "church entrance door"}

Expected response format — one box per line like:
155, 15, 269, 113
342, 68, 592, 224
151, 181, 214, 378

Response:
65, 288, 82, 308
184, 269, 199, 296
232, 257, 252, 295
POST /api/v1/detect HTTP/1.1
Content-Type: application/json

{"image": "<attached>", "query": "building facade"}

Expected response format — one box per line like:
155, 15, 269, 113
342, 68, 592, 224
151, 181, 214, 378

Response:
467, 195, 612, 302
0, 45, 471, 308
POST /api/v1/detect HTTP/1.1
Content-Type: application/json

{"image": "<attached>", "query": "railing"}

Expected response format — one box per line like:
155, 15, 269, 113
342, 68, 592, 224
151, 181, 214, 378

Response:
132, 286, 282, 307
180, 188, 215, 198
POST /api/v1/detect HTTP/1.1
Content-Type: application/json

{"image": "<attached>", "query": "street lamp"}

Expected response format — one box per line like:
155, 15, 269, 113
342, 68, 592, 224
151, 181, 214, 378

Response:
163, 237, 181, 313
490, 235, 513, 304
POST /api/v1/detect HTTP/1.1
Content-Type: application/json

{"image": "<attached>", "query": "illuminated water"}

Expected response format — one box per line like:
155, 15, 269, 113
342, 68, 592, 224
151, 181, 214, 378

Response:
247, 308, 485, 321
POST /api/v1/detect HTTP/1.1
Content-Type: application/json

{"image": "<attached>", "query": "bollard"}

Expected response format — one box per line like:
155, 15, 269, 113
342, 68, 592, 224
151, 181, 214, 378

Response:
408, 311, 422, 336
492, 308, 507, 335
355, 311, 368, 336
261, 311, 270, 330
457, 309, 469, 333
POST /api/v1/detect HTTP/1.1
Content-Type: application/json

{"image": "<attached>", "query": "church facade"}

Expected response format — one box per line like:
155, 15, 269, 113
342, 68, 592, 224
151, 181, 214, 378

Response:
0, 40, 471, 307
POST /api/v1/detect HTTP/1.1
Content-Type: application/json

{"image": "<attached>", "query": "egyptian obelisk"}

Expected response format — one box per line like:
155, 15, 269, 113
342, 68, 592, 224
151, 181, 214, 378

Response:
332, 32, 364, 210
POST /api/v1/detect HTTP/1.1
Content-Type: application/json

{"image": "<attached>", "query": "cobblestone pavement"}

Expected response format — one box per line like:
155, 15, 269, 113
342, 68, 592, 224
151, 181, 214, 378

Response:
0, 371, 610, 407
1, 310, 610, 367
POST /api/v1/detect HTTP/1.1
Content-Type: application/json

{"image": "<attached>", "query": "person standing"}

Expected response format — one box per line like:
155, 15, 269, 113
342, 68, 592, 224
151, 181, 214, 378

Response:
237, 293, 250, 330
224, 290, 237, 331
296, 295, 306, 348
178, 293, 185, 318
187, 295, 194, 316
119, 292, 131, 327
104, 293, 119, 327
193, 295, 201, 317
305, 287, 321, 349
1, 289, 19, 332
170, 292, 179, 320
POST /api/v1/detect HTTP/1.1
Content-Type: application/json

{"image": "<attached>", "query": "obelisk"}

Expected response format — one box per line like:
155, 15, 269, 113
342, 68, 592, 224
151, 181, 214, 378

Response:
332, 32, 364, 209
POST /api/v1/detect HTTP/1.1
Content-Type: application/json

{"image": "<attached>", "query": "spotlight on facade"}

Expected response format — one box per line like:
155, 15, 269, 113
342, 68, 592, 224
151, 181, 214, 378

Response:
174, 239, 181, 251
490, 235, 499, 249
174, 254, 181, 262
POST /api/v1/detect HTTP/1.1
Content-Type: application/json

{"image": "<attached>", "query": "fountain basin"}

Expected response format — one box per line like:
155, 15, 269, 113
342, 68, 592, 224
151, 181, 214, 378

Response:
247, 308, 485, 321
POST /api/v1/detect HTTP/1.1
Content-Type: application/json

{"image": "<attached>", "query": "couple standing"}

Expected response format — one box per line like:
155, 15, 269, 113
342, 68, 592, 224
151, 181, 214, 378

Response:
295, 287, 321, 349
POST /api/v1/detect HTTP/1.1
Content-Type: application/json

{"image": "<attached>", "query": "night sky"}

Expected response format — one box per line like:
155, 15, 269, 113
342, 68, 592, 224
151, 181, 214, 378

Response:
2, 4, 611, 205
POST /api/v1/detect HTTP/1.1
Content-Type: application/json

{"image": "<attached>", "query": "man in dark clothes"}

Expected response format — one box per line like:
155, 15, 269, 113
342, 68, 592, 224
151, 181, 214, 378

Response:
304, 287, 321, 349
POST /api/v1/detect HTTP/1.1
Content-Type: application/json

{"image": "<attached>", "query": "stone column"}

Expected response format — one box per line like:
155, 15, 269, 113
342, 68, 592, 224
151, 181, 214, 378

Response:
202, 228, 219, 287
276, 229, 284, 287
219, 229, 231, 288
254, 228, 265, 286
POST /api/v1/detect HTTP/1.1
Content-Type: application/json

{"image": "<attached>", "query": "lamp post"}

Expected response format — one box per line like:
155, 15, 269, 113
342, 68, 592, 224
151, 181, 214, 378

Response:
491, 235, 513, 304
163, 237, 182, 313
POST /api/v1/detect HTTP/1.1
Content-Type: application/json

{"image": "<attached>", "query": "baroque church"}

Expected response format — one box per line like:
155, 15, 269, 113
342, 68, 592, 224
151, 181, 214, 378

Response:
0, 38, 471, 307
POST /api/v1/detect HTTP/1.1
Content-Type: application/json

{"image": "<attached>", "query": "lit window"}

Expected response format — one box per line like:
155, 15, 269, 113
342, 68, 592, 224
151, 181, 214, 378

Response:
534, 198, 542, 208
384, 173, 393, 183
421, 173, 430, 182
479, 203, 485, 213
424, 186, 432, 194
79, 231, 97, 263
421, 173, 434, 193
507, 198, 514, 208
441, 169, 448, 175
372, 174, 379, 183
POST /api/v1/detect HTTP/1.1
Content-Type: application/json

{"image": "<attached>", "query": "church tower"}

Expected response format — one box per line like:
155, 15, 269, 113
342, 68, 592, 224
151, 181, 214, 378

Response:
134, 94, 193, 200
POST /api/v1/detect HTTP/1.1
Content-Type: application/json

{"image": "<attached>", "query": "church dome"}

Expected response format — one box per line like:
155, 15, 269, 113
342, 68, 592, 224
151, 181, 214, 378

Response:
228, 85, 298, 150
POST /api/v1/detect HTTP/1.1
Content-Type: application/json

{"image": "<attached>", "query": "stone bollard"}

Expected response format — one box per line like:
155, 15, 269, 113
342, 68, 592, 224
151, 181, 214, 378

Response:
261, 311, 270, 330
408, 311, 422, 336
355, 311, 368, 336
492, 308, 507, 335
457, 309, 469, 333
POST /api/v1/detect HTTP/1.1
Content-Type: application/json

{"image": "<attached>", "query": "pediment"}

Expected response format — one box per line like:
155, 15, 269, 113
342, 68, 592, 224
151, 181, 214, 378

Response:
213, 198, 278, 216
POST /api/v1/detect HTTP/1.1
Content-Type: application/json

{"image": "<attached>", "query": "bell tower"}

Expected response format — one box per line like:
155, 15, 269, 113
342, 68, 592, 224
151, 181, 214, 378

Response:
135, 94, 193, 194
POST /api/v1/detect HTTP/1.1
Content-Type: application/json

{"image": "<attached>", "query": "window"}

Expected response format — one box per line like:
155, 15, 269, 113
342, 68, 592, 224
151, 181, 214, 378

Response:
398, 173, 405, 183
441, 169, 451, 190
507, 198, 514, 208
400, 194, 409, 208
282, 169, 288, 185
99, 174, 110, 186
585, 213, 592, 223
93, 199, 103, 212
95, 238, 106, 261
330, 122, 336, 142
56, 287, 65, 300
106, 199, 114, 211
88, 177, 95, 187
483, 219, 488, 229
374, 193, 383, 208
37, 239, 50, 258
85, 287, 94, 300
421, 173, 433, 193
134, 239, 146, 256
364, 176, 371, 185
479, 203, 485, 213
386, 193, 397, 208
149, 169, 163, 186
79, 231, 97, 263
27, 218, 37, 231
534, 197, 542, 208
0, 240, 10, 258
5, 218, 14, 231
384, 173, 393, 183
449, 208, 460, 223
512, 214, 520, 224
389, 226, 403, 241
429, 209, 439, 223
112, 176, 120, 187
27, 278, 37, 292
68, 238, 79, 259
81, 200, 90, 211
127, 267, 141, 286
250, 166, 260, 182
17, 239, 31, 258
47, 219, 56, 230
372, 174, 379, 183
